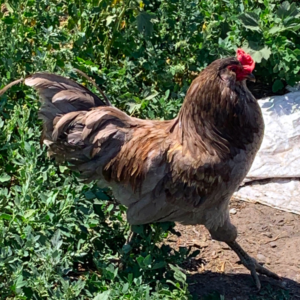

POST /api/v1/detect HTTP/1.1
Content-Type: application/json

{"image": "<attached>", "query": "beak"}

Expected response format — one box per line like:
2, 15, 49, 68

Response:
246, 73, 256, 82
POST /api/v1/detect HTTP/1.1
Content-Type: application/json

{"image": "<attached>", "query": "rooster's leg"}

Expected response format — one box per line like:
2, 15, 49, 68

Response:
226, 240, 280, 290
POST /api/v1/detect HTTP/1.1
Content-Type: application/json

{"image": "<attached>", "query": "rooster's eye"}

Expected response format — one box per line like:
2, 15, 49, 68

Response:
228, 66, 237, 72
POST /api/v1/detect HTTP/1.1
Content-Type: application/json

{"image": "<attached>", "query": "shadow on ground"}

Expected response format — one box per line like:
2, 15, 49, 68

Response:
188, 272, 300, 300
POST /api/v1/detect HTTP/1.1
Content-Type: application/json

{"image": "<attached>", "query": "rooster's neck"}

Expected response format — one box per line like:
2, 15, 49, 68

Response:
172, 77, 263, 157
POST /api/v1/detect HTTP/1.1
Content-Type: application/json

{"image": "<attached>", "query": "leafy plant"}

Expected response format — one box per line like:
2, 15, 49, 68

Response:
1, 0, 299, 299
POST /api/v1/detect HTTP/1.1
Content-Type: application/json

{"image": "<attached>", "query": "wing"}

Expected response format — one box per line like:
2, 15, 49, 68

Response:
23, 73, 173, 189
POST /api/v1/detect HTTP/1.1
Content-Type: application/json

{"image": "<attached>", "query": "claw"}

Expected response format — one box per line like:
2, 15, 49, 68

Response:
226, 240, 280, 290
247, 257, 280, 290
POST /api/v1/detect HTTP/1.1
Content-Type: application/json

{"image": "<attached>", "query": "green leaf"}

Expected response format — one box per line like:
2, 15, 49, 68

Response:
3, 17, 15, 24
277, 1, 300, 19
239, 12, 260, 31
272, 80, 284, 92
93, 290, 111, 300
269, 26, 283, 34
95, 190, 110, 200
137, 255, 145, 267
137, 11, 154, 36
106, 204, 114, 212
59, 166, 68, 173
0, 173, 11, 182
132, 225, 144, 235
84, 190, 96, 200
152, 261, 165, 269
285, 24, 300, 32
144, 254, 152, 267
269, 24, 300, 35
253, 46, 271, 62
15, 275, 26, 290
106, 15, 116, 26
122, 243, 132, 254
145, 91, 159, 100
121, 283, 129, 293
169, 264, 186, 284
23, 209, 36, 220
51, 230, 61, 248
0, 213, 12, 220
243, 42, 271, 63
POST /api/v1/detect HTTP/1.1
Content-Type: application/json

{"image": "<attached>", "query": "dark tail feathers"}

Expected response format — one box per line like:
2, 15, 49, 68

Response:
0, 71, 110, 143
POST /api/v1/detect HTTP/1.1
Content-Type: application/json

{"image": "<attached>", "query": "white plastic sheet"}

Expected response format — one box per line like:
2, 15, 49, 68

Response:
234, 90, 300, 214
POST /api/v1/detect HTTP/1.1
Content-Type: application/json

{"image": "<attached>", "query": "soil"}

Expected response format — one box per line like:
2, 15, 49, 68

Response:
166, 199, 300, 300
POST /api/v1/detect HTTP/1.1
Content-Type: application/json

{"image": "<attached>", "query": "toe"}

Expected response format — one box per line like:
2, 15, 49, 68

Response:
250, 267, 261, 290
254, 260, 280, 280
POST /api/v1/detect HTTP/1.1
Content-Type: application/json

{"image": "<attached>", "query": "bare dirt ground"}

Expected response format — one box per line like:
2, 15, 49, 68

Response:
167, 199, 300, 300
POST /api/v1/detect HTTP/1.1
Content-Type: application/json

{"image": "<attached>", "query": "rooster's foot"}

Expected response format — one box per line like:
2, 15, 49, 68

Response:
226, 240, 280, 290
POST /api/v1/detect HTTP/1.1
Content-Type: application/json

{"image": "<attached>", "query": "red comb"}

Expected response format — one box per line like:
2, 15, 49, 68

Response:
236, 48, 255, 74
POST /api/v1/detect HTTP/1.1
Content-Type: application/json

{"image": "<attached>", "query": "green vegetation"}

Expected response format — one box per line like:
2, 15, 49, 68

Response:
0, 0, 299, 299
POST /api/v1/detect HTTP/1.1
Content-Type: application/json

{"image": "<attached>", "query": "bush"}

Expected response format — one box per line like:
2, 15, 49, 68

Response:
1, 0, 300, 299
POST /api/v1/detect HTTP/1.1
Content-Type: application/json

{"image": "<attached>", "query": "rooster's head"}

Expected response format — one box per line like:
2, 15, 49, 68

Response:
219, 49, 255, 83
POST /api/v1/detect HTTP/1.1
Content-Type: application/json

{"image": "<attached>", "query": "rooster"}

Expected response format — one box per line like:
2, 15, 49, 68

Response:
0, 49, 279, 289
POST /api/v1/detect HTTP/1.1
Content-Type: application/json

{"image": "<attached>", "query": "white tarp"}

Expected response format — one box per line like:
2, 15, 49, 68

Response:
234, 90, 300, 214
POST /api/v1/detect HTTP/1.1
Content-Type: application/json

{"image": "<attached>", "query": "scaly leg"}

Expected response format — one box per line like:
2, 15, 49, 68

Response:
226, 240, 280, 290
